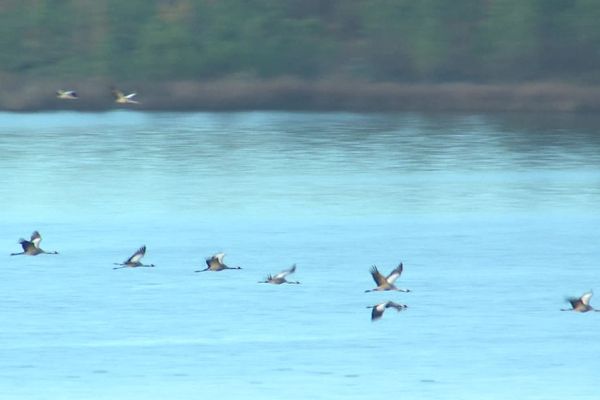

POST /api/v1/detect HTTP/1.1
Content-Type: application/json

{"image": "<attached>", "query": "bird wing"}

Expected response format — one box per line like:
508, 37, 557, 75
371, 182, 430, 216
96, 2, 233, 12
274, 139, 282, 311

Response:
213, 252, 225, 264
580, 291, 593, 306
125, 93, 137, 99
386, 263, 403, 284
30, 231, 42, 248
19, 239, 32, 252
371, 303, 386, 321
126, 245, 146, 263
206, 252, 225, 268
386, 301, 407, 312
274, 264, 296, 279
370, 266, 388, 286
112, 89, 125, 99
567, 297, 582, 309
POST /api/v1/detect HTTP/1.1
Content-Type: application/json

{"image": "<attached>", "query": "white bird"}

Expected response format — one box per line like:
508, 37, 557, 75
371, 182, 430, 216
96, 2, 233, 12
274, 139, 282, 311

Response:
112, 88, 139, 104
195, 252, 242, 272
113, 245, 154, 269
259, 264, 300, 284
367, 301, 407, 321
56, 90, 78, 100
561, 291, 598, 312
10, 231, 58, 256
365, 263, 410, 292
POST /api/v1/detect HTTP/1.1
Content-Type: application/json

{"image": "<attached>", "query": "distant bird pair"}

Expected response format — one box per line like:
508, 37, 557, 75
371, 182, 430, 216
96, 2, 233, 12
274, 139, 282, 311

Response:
55, 88, 139, 104
112, 248, 241, 270
365, 262, 410, 321
195, 253, 301, 284
112, 248, 242, 270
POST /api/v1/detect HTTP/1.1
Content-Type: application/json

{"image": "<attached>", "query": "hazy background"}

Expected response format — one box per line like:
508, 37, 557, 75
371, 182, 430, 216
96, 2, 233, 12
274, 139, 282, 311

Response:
1, 0, 600, 110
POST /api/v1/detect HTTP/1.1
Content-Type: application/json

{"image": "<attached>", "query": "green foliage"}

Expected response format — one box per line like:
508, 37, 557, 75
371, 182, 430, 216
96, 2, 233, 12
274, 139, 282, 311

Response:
1, 0, 600, 82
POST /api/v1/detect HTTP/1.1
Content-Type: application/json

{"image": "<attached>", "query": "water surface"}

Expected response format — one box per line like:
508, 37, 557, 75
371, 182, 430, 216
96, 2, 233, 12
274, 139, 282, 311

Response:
0, 111, 599, 399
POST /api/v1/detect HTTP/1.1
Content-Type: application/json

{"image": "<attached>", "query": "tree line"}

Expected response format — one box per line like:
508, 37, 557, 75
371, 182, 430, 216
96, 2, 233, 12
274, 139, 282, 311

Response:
0, 0, 599, 84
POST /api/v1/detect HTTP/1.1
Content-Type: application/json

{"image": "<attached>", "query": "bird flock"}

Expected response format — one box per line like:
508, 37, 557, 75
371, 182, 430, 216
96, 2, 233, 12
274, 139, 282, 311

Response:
9, 231, 597, 319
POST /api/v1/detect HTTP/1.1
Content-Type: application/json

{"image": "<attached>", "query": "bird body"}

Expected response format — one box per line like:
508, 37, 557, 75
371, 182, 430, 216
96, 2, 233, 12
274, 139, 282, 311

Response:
259, 264, 300, 284
112, 88, 139, 104
195, 253, 242, 272
367, 301, 407, 321
365, 263, 410, 292
10, 231, 58, 256
562, 291, 598, 312
113, 245, 154, 269
56, 90, 78, 100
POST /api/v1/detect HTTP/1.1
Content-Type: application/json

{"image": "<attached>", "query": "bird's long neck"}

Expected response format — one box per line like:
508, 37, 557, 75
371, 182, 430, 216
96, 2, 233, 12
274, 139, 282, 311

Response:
36, 247, 58, 254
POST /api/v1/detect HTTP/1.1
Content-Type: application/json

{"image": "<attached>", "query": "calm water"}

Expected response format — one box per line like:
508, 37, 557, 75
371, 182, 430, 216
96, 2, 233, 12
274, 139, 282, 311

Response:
0, 111, 599, 399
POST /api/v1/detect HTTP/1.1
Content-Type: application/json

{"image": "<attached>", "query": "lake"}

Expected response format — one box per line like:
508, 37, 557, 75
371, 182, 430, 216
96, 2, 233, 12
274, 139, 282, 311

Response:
0, 111, 599, 399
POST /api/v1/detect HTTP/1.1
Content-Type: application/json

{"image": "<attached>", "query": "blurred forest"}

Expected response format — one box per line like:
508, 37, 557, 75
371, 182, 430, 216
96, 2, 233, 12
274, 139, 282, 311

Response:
1, 0, 600, 110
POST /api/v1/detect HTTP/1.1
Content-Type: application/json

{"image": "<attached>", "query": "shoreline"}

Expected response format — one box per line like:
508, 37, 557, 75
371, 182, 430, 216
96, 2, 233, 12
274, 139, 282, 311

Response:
1, 78, 599, 113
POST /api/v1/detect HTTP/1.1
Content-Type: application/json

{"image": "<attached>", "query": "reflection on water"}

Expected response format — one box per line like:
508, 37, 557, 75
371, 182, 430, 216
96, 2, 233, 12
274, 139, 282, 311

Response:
0, 111, 599, 400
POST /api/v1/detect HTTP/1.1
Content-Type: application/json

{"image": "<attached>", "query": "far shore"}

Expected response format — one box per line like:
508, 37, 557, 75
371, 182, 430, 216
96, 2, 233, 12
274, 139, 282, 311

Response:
1, 78, 600, 112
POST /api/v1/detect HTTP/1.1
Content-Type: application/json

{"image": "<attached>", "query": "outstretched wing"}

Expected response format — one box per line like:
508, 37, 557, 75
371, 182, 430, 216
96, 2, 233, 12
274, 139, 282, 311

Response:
580, 291, 593, 306
125, 93, 137, 99
274, 264, 296, 280
30, 231, 42, 248
126, 245, 146, 264
369, 266, 388, 286
386, 301, 407, 312
386, 263, 403, 284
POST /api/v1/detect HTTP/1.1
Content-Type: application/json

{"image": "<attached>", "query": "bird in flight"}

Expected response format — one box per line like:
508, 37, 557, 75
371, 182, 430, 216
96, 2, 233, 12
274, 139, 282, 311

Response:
561, 291, 598, 312
113, 245, 155, 269
365, 263, 410, 292
195, 252, 242, 272
56, 90, 78, 100
259, 264, 300, 284
10, 231, 58, 256
112, 88, 139, 104
367, 301, 407, 321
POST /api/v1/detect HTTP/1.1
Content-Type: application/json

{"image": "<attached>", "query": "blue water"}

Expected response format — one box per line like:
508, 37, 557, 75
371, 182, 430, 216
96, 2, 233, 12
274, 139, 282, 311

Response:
0, 111, 599, 399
